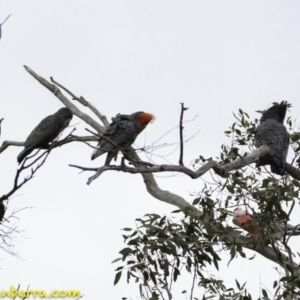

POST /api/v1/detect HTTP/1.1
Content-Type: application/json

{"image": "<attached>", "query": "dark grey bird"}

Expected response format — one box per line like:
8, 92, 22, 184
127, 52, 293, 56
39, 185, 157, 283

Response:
17, 107, 73, 164
255, 101, 290, 176
91, 111, 155, 165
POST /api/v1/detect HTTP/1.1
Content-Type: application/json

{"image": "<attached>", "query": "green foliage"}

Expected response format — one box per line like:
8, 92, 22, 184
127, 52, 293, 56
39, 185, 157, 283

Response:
115, 108, 300, 299
114, 213, 251, 299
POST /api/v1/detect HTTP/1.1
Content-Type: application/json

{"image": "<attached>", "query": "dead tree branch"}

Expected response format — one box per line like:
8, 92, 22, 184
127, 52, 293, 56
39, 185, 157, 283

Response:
1, 14, 11, 26
179, 103, 188, 166
0, 135, 97, 154
0, 14, 11, 41
0, 118, 4, 140
0, 150, 49, 202
285, 162, 300, 180
23, 66, 104, 134
0, 141, 24, 154
24, 66, 300, 280
0, 131, 75, 202
69, 145, 271, 184
50, 76, 109, 127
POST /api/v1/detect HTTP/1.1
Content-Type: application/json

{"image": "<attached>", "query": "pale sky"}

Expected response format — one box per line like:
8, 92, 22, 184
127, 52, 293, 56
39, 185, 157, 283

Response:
1, 1, 300, 299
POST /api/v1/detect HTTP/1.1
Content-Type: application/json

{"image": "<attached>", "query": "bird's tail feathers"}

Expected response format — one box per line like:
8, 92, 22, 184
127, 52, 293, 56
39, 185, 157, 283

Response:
17, 147, 33, 164
104, 152, 116, 165
91, 148, 106, 160
270, 156, 285, 176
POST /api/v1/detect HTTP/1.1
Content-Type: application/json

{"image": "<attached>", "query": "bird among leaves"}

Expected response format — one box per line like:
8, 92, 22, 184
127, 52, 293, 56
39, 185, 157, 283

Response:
17, 107, 73, 164
91, 111, 155, 165
233, 207, 300, 241
255, 101, 291, 176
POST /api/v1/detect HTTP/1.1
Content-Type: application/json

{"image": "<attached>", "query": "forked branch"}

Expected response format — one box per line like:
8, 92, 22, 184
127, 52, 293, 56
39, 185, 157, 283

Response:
69, 145, 271, 184
23, 66, 300, 280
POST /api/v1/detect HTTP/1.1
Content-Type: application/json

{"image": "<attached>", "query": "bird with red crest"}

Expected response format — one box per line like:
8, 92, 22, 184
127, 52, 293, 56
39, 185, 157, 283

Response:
91, 111, 155, 165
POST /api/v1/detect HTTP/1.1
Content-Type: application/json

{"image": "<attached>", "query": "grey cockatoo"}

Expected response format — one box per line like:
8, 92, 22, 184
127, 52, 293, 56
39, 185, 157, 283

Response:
91, 111, 155, 165
255, 101, 290, 176
17, 107, 73, 164
233, 207, 300, 241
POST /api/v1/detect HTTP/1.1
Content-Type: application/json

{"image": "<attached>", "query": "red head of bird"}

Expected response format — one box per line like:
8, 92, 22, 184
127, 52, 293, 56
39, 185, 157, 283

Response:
134, 112, 155, 130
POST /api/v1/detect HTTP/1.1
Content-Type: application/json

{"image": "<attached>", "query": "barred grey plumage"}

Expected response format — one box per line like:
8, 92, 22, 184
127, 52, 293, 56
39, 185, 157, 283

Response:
17, 108, 73, 164
91, 111, 154, 165
255, 101, 290, 176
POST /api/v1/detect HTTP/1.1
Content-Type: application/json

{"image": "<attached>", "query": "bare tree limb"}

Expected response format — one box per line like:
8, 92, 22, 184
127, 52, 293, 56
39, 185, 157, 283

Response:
0, 141, 24, 154
179, 103, 188, 166
0, 131, 76, 202
23, 66, 104, 134
1, 14, 11, 26
0, 118, 4, 140
50, 76, 109, 127
285, 162, 300, 180
70, 145, 271, 184
70, 161, 220, 183
0, 135, 97, 154
0, 14, 11, 41
50, 135, 98, 149
24, 66, 300, 283
0, 151, 50, 202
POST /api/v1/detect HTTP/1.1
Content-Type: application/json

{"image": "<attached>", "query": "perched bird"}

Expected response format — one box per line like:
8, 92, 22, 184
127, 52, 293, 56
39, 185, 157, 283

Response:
233, 207, 300, 241
91, 111, 155, 165
17, 107, 73, 164
255, 101, 290, 176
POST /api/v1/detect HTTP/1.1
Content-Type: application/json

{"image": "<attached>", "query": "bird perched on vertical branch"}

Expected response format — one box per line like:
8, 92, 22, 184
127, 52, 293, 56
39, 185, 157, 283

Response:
91, 111, 155, 165
255, 101, 291, 176
233, 207, 300, 241
17, 107, 73, 164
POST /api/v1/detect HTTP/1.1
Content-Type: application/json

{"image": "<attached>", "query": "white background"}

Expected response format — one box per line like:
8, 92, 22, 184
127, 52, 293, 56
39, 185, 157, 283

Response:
1, 1, 300, 299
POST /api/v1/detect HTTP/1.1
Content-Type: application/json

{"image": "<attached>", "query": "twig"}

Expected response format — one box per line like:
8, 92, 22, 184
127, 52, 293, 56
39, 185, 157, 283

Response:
23, 65, 104, 134
49, 135, 97, 149
26, 66, 300, 279
1, 14, 11, 26
0, 14, 11, 41
179, 103, 188, 166
0, 141, 24, 154
0, 118, 4, 140
190, 264, 197, 300
285, 162, 300, 180
0, 135, 97, 155
0, 131, 74, 202
50, 76, 109, 127
0, 151, 50, 202
69, 145, 274, 185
